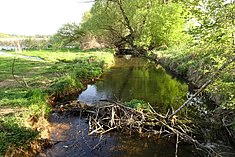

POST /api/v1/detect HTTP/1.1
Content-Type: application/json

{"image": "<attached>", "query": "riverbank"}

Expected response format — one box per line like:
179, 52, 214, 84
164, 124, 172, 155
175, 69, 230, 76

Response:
149, 47, 235, 146
152, 46, 234, 106
0, 49, 114, 156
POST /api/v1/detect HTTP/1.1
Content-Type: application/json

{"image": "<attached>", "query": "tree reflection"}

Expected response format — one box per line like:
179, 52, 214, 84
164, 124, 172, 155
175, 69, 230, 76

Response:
80, 57, 188, 113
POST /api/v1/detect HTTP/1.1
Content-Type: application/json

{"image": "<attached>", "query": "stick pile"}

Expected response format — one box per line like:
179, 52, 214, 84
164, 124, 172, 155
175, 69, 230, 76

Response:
57, 100, 222, 156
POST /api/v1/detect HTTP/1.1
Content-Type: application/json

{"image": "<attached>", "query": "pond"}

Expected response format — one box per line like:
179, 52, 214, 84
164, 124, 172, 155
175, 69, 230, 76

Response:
39, 57, 198, 157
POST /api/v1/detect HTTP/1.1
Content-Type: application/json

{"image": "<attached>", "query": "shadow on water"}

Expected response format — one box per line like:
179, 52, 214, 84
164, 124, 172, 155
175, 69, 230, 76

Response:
39, 57, 199, 157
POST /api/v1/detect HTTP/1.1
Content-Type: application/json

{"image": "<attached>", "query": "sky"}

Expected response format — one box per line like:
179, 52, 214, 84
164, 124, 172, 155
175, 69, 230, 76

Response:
0, 0, 93, 35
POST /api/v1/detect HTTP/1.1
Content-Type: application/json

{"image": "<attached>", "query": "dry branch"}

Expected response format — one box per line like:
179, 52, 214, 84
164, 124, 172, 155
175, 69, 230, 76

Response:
56, 99, 223, 156
58, 100, 222, 156
168, 55, 235, 119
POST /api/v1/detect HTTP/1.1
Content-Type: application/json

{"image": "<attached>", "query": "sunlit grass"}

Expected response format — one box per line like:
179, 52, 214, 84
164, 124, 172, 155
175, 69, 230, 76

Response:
0, 49, 114, 156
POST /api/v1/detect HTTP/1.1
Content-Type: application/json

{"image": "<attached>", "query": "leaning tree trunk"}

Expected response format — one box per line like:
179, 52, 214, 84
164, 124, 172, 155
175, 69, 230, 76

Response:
116, 0, 136, 52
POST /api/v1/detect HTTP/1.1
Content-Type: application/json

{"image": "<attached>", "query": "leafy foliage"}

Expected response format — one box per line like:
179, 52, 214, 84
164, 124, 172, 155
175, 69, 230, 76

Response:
51, 23, 83, 48
157, 0, 235, 108
81, 0, 188, 52
127, 99, 151, 113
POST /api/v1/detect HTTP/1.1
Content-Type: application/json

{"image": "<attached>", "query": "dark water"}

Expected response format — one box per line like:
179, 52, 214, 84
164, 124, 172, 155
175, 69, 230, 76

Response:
40, 57, 198, 157
79, 57, 188, 113
39, 112, 195, 157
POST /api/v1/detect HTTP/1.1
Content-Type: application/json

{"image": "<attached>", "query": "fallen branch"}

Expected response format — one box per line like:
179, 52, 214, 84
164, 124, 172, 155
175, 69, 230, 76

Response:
168, 55, 235, 119
56, 100, 223, 156
74, 101, 222, 156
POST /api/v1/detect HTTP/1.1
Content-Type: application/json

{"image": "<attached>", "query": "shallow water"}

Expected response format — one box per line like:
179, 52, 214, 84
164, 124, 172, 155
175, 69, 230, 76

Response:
40, 57, 199, 157
39, 111, 196, 157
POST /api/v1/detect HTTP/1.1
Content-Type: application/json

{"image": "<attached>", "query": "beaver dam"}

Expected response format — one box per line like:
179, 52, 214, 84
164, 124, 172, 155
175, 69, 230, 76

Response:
39, 57, 235, 157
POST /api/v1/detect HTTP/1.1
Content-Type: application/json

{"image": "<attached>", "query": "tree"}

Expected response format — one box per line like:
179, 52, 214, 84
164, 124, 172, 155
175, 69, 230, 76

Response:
184, 0, 235, 107
81, 0, 188, 54
51, 22, 83, 48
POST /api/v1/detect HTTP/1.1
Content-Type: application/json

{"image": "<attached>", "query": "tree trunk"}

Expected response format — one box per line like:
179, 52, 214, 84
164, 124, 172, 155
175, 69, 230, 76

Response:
116, 0, 136, 51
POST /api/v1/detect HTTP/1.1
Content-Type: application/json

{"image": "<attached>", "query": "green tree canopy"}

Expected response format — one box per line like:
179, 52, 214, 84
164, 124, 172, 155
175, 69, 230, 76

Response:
51, 22, 83, 48
80, 0, 189, 54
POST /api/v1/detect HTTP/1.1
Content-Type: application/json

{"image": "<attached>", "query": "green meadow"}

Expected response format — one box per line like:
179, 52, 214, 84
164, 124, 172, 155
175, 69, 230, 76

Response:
0, 49, 114, 156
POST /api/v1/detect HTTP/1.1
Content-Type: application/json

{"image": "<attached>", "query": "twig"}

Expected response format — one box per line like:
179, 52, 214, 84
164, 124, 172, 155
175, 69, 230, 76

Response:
101, 126, 117, 135
92, 135, 103, 151
175, 133, 179, 157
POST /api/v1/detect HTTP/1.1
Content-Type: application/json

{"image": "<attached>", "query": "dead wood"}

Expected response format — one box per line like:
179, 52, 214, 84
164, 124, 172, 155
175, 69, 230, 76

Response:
56, 100, 223, 157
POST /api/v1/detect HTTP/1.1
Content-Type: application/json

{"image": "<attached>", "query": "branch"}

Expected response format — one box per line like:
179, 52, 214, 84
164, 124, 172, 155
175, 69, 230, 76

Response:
168, 55, 235, 119
11, 57, 29, 89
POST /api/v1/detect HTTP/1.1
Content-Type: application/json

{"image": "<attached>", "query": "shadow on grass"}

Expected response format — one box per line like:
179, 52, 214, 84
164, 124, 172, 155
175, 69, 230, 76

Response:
0, 119, 39, 156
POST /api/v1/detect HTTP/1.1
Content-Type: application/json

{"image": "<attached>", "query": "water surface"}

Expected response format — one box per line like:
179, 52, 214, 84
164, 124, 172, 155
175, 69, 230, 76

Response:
40, 57, 198, 157
79, 57, 188, 113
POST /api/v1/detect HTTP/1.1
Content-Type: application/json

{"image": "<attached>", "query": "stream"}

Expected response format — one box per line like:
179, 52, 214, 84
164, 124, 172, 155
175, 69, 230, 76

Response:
39, 57, 198, 157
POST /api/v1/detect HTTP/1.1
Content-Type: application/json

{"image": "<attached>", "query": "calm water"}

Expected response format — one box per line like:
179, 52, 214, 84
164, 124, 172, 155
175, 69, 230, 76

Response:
79, 57, 188, 113
40, 57, 198, 157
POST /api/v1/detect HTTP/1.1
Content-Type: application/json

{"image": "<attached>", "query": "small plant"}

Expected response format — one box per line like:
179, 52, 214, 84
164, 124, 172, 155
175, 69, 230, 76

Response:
126, 99, 151, 113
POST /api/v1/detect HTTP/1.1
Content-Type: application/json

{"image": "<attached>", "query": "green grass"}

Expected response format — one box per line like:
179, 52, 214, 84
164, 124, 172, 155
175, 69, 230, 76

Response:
0, 49, 114, 156
0, 117, 39, 155
155, 45, 235, 108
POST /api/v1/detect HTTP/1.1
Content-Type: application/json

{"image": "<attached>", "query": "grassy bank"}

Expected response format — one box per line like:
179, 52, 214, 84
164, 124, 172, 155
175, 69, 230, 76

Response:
0, 49, 114, 156
151, 46, 235, 144
154, 46, 234, 108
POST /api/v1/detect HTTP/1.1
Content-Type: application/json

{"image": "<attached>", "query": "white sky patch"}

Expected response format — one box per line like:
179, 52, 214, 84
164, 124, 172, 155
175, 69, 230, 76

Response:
0, 0, 93, 35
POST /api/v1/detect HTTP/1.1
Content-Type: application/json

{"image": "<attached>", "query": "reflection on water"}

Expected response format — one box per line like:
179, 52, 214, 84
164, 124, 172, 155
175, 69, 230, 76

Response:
40, 57, 197, 157
79, 57, 188, 113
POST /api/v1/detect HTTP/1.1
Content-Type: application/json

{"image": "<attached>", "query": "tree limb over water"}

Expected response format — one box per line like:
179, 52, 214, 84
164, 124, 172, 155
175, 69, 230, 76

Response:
168, 55, 235, 119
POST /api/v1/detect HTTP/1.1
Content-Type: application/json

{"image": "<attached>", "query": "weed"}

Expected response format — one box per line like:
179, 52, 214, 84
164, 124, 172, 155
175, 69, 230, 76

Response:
126, 99, 151, 113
